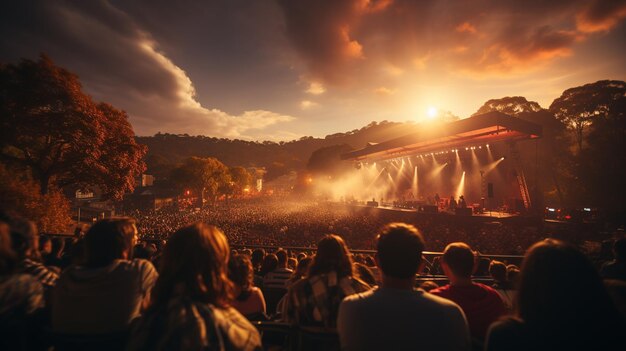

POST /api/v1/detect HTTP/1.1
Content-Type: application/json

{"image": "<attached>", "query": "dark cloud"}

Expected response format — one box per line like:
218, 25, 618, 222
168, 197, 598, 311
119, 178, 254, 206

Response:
277, 0, 626, 82
576, 0, 626, 33
276, 0, 369, 84
0, 0, 294, 139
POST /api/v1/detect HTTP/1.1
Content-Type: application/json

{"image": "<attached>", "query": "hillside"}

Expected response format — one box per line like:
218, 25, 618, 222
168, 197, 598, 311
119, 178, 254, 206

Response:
138, 120, 422, 180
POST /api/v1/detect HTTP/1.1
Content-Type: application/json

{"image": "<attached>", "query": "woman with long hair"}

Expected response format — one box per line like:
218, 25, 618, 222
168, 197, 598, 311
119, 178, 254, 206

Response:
486, 239, 625, 351
283, 234, 370, 328
128, 223, 261, 351
228, 254, 266, 320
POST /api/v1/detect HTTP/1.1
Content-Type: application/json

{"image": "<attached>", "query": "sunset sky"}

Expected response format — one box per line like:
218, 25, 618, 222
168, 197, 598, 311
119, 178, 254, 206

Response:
1, 0, 625, 141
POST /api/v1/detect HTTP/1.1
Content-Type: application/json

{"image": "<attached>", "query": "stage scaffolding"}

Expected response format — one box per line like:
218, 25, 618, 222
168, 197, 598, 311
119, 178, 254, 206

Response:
341, 111, 542, 211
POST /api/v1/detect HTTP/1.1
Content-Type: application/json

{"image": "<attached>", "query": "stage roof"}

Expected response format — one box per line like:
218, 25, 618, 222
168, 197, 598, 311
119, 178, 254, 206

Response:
341, 111, 542, 161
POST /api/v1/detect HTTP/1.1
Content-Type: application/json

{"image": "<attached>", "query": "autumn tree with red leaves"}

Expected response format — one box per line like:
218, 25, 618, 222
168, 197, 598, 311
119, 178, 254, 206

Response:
0, 55, 146, 200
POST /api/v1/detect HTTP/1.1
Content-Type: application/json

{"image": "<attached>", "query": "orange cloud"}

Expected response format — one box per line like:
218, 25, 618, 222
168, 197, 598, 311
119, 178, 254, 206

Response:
576, 0, 626, 33
456, 22, 477, 34
278, 0, 626, 83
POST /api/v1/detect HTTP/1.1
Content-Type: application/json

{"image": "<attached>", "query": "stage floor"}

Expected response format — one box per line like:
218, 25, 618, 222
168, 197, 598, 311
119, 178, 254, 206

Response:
359, 203, 517, 218
331, 202, 539, 225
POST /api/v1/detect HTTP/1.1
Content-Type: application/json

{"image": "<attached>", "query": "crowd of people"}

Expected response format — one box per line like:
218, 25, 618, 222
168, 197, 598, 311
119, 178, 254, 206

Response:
1, 200, 625, 350
125, 198, 568, 255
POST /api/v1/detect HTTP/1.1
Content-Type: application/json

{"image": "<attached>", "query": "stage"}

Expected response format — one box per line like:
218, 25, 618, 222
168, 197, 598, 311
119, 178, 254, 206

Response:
329, 201, 542, 226
335, 112, 543, 217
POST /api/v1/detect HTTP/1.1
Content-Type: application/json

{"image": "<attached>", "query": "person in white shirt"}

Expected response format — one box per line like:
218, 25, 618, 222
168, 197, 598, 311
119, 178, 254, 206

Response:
338, 222, 470, 351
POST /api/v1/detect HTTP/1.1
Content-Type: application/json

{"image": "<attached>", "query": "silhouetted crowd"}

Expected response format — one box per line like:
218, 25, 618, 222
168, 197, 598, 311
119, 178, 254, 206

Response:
126, 199, 554, 255
1, 207, 625, 350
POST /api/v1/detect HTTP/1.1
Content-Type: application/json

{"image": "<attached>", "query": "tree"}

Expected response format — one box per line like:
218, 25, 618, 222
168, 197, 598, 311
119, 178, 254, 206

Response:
473, 96, 542, 117
94, 103, 147, 199
0, 164, 72, 233
170, 157, 231, 205
549, 80, 626, 153
575, 90, 626, 212
229, 166, 253, 195
0, 55, 146, 199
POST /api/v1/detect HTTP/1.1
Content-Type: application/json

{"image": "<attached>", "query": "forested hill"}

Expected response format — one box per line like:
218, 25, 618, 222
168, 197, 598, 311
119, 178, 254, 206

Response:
137, 120, 421, 180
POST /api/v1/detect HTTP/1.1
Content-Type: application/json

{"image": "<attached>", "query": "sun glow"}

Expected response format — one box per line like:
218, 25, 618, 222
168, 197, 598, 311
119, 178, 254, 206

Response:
427, 106, 438, 119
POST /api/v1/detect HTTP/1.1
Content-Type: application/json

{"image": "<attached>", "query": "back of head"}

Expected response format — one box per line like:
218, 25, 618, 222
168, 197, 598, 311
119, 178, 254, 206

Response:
260, 254, 278, 275
228, 254, 253, 290
614, 238, 626, 262
151, 223, 233, 308
251, 248, 265, 268
489, 260, 507, 282
442, 242, 475, 278
517, 239, 623, 347
506, 265, 520, 284
376, 223, 425, 279
84, 218, 137, 267
9, 217, 38, 259
308, 234, 353, 278
294, 256, 312, 278
276, 249, 288, 266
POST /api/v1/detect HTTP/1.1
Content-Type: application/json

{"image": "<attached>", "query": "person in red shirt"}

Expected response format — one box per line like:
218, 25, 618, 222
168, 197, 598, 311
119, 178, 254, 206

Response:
431, 242, 506, 341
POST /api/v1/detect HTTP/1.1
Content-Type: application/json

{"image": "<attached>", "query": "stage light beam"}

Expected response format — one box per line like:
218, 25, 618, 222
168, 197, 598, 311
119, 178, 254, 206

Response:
483, 157, 505, 174
412, 166, 418, 198
455, 171, 466, 199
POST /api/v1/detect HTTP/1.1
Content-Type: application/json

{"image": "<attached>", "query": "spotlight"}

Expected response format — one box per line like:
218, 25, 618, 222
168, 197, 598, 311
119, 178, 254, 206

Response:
500, 156, 505, 160
486, 144, 489, 147
465, 147, 469, 150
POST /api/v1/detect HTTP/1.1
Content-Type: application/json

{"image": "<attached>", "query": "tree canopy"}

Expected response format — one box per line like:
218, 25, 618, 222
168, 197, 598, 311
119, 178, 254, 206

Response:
0, 55, 146, 199
473, 96, 542, 117
170, 157, 231, 204
549, 80, 626, 152
0, 164, 72, 233
229, 166, 253, 194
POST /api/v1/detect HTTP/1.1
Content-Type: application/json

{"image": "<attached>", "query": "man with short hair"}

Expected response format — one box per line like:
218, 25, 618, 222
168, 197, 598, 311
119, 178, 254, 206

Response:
489, 260, 515, 311
430, 242, 506, 341
51, 218, 158, 334
263, 248, 293, 289
338, 223, 470, 351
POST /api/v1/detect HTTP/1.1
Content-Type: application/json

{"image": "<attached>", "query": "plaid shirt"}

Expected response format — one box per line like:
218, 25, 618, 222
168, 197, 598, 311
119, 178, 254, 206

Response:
283, 271, 370, 328
128, 296, 262, 351
18, 258, 58, 288
0, 274, 44, 321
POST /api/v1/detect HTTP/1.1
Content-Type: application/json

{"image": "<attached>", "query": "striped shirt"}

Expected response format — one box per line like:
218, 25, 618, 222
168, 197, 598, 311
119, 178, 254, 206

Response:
263, 267, 293, 289
18, 258, 59, 288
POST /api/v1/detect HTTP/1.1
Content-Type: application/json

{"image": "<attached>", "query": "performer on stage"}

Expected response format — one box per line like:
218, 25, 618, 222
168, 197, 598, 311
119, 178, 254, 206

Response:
458, 195, 467, 208
449, 196, 457, 211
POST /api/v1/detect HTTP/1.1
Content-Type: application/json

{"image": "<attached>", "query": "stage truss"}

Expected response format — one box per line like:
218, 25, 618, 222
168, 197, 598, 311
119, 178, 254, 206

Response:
341, 111, 542, 210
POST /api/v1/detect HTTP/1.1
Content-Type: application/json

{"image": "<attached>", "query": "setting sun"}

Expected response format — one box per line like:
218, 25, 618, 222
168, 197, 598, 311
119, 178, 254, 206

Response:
427, 106, 438, 119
